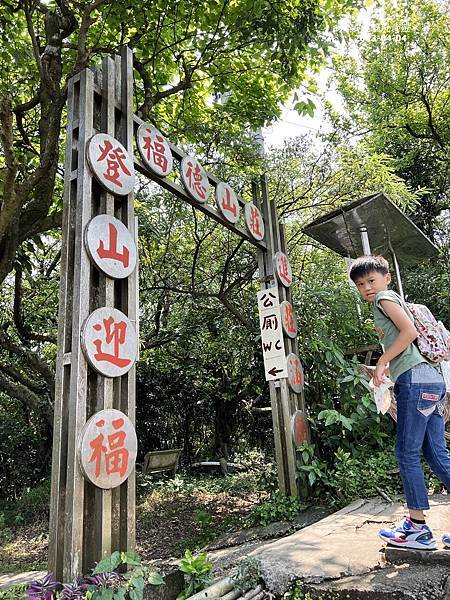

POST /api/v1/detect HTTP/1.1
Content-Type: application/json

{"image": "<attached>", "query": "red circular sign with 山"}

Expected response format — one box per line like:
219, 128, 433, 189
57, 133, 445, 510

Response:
78, 409, 137, 489
215, 182, 240, 224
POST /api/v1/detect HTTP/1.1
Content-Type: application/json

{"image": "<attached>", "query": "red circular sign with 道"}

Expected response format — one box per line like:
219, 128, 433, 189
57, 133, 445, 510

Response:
81, 307, 137, 378
136, 123, 173, 178
78, 409, 137, 489
181, 156, 210, 203
85, 215, 137, 279
244, 203, 265, 241
87, 133, 135, 196
215, 182, 240, 224
287, 352, 304, 394
280, 300, 298, 338
291, 410, 308, 448
274, 251, 293, 288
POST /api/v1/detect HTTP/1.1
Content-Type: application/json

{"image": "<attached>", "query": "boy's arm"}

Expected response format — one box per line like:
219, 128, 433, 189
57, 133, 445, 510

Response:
373, 299, 418, 386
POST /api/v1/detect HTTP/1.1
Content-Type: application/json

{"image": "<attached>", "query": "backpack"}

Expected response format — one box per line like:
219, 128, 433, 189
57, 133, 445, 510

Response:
406, 303, 450, 363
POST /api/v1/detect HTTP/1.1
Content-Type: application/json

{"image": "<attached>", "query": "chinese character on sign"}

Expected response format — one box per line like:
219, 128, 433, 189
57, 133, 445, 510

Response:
78, 409, 138, 489
291, 410, 308, 448
259, 291, 277, 309
215, 182, 240, 224
287, 352, 304, 393
87, 133, 135, 196
89, 417, 129, 478
244, 203, 265, 241
181, 156, 210, 203
137, 124, 173, 177
281, 300, 298, 338
85, 215, 137, 279
81, 307, 137, 377
93, 317, 131, 369
97, 223, 129, 267
256, 288, 287, 381
262, 314, 278, 330
274, 251, 292, 288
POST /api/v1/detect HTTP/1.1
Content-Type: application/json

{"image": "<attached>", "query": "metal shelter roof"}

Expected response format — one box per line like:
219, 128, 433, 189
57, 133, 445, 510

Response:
302, 192, 439, 266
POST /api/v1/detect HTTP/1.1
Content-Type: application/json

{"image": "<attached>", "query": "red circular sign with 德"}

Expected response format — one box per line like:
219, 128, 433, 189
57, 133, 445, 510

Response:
78, 409, 137, 489
181, 156, 210, 203
87, 133, 135, 196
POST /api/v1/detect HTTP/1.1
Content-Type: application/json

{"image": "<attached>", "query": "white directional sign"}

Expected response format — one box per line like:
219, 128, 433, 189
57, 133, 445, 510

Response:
257, 288, 288, 381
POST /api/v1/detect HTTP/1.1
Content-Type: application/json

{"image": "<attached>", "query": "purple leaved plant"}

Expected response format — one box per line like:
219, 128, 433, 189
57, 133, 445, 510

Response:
60, 579, 88, 599
26, 573, 60, 600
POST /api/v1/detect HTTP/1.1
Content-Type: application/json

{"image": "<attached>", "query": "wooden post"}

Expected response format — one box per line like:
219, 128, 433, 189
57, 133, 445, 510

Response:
49, 48, 137, 581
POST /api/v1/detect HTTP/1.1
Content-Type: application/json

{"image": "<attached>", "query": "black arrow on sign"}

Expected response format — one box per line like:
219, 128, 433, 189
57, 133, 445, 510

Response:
268, 367, 284, 377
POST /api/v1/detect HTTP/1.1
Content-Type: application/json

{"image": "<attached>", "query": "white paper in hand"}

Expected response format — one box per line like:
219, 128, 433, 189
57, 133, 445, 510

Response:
369, 376, 394, 414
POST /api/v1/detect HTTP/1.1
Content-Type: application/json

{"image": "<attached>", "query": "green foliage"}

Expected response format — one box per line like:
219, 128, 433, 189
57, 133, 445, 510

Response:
296, 442, 329, 491
248, 492, 301, 527
0, 584, 27, 600
232, 558, 261, 593
177, 550, 212, 600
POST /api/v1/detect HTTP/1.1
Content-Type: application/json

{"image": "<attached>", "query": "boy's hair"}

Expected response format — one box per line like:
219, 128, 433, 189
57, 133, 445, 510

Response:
349, 255, 390, 282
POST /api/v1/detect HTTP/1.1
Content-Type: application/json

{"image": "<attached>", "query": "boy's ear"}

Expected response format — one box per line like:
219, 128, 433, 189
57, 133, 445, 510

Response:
386, 273, 391, 285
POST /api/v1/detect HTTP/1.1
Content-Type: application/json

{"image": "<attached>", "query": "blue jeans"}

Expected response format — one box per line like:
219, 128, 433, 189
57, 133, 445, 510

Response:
394, 363, 450, 510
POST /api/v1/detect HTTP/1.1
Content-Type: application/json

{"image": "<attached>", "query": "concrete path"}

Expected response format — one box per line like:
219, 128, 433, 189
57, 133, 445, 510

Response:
0, 570, 46, 590
210, 494, 450, 597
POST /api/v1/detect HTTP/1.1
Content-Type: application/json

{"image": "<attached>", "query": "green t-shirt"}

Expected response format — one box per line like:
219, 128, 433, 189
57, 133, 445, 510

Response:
373, 290, 426, 382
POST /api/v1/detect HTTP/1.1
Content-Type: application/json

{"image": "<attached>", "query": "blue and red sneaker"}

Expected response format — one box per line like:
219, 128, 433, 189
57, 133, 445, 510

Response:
442, 533, 450, 548
379, 517, 436, 550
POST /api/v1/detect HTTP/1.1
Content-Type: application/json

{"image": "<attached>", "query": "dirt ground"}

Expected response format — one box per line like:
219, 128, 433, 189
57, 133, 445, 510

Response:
0, 485, 265, 574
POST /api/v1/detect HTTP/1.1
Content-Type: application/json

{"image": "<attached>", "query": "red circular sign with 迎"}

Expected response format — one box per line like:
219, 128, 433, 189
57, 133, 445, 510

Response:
87, 133, 135, 196
78, 409, 137, 489
81, 307, 137, 378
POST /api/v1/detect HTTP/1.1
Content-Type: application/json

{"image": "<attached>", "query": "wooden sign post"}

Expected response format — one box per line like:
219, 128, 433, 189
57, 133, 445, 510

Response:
50, 47, 309, 581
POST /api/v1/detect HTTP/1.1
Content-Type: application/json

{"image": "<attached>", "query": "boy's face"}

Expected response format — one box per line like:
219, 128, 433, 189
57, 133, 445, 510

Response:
353, 270, 391, 303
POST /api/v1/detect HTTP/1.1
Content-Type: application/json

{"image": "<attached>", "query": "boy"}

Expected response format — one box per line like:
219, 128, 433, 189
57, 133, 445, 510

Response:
349, 255, 450, 550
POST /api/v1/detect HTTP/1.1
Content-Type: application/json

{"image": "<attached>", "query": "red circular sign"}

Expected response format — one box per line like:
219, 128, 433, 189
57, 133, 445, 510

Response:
136, 123, 173, 178
87, 133, 135, 196
181, 156, 210, 203
274, 252, 292, 288
287, 352, 304, 393
244, 203, 265, 241
78, 409, 137, 489
81, 307, 137, 378
291, 410, 308, 448
215, 182, 240, 224
281, 300, 298, 338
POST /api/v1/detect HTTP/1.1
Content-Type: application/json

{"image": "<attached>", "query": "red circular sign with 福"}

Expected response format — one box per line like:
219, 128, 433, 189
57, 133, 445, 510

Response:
136, 123, 173, 178
78, 409, 137, 489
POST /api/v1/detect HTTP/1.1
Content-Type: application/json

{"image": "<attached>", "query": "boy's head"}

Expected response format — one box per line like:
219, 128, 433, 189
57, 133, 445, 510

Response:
349, 255, 391, 302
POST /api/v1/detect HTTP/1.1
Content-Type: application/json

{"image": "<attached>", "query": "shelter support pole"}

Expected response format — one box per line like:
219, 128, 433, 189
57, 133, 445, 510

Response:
389, 243, 405, 300
360, 227, 371, 255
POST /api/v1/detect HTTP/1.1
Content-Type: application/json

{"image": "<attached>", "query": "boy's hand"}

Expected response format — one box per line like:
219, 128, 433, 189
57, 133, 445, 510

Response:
373, 360, 389, 386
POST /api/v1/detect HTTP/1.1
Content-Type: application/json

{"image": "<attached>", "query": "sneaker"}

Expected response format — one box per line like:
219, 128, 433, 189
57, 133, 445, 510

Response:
379, 517, 437, 550
443, 533, 450, 548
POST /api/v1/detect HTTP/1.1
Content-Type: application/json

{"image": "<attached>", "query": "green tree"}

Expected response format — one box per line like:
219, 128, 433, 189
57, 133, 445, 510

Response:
332, 0, 450, 235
